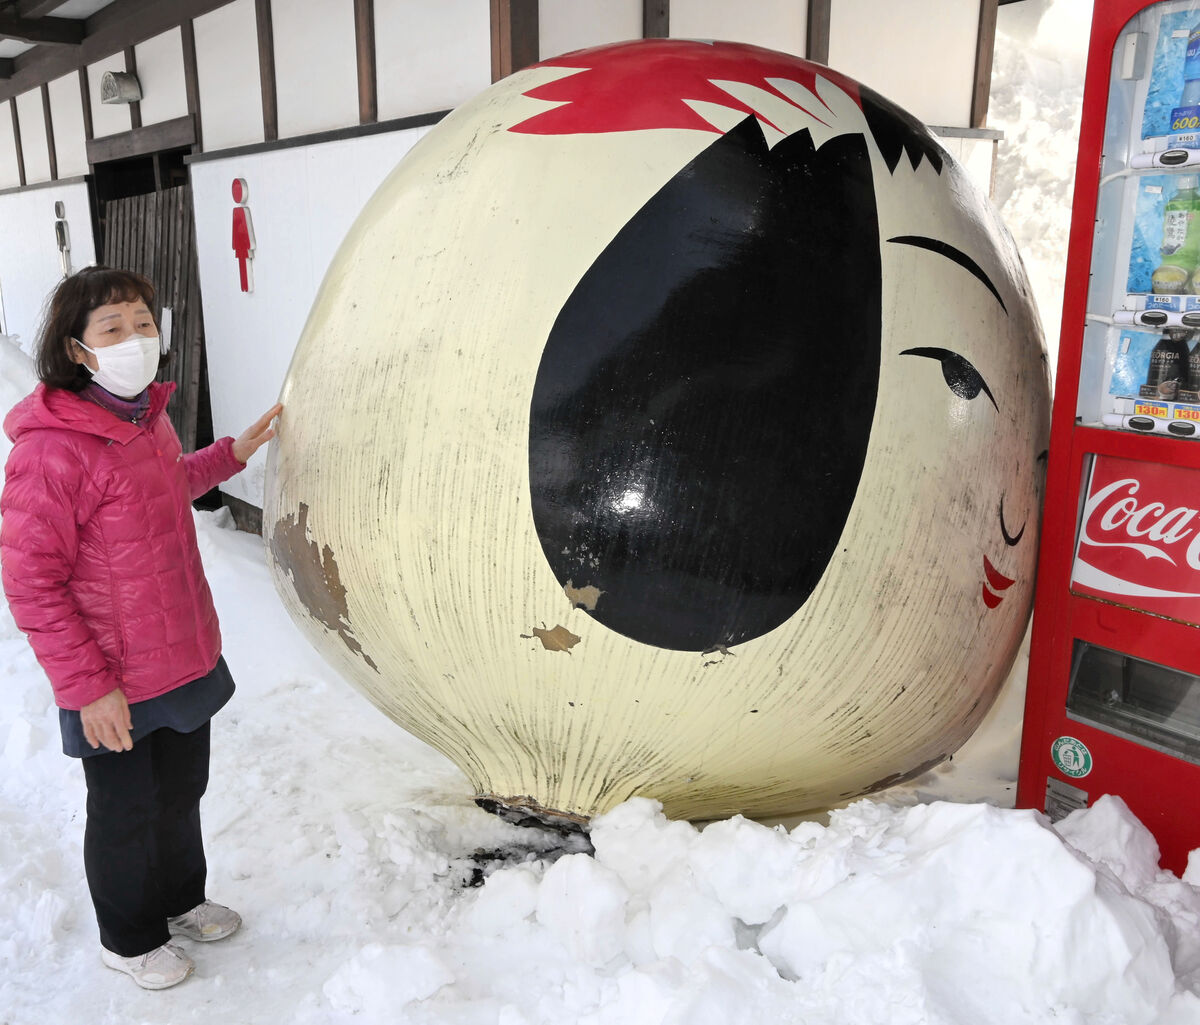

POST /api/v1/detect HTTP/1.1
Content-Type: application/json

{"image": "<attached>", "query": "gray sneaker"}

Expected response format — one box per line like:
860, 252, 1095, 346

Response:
168, 900, 242, 942
101, 942, 195, 989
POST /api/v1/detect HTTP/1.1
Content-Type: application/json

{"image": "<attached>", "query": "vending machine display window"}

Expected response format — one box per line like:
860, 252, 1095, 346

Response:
1082, 0, 1200, 440
1067, 640, 1200, 764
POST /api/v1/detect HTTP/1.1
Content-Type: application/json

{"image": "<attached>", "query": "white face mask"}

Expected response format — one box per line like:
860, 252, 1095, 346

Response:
75, 334, 161, 398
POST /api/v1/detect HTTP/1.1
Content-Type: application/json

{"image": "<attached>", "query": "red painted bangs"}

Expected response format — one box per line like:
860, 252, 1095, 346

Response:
510, 39, 863, 137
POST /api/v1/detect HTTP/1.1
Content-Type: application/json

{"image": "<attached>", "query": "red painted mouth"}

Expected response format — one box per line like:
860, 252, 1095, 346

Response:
982, 555, 1015, 609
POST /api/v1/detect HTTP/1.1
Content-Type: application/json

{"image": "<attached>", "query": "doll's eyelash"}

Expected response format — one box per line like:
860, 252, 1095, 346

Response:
900, 347, 998, 411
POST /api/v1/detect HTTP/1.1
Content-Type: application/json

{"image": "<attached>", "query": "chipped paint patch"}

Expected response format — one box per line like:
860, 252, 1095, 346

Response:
563, 580, 604, 611
269, 503, 380, 672
522, 624, 582, 653
702, 644, 736, 667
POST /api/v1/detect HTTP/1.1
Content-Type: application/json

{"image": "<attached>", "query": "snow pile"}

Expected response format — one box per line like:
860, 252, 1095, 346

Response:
305, 797, 1200, 1025
991, 0, 1091, 374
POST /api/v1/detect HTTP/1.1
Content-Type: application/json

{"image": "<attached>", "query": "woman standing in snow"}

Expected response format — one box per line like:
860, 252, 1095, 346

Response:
0, 267, 281, 990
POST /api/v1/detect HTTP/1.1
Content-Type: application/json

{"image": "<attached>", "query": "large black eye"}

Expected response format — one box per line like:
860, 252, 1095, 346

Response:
901, 347, 996, 410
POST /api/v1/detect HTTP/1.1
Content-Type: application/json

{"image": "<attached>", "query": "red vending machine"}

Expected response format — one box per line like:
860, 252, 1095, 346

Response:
1018, 0, 1200, 874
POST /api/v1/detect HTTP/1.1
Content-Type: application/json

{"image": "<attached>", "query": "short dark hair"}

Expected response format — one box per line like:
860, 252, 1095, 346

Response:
35, 266, 168, 391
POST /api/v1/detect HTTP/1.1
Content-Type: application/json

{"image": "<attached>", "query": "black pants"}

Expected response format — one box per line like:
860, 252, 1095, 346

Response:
81, 723, 210, 957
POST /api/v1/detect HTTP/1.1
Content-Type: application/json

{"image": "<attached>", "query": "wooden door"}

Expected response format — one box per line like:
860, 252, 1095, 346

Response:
102, 184, 206, 452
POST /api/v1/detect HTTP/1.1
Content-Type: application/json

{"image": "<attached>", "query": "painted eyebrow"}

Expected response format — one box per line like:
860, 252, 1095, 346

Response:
887, 235, 1007, 313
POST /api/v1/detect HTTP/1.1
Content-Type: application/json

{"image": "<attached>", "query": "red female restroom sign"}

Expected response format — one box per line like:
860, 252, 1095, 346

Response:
1071, 454, 1200, 626
232, 177, 256, 293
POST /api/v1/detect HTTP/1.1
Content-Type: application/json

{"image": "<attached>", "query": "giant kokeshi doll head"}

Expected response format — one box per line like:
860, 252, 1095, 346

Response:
265, 40, 1050, 824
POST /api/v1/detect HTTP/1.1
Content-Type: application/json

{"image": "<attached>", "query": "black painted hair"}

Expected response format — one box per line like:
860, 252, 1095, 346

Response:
859, 85, 945, 176
35, 266, 166, 391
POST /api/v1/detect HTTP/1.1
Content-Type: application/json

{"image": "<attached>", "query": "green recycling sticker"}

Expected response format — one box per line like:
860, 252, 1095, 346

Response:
1051, 736, 1093, 779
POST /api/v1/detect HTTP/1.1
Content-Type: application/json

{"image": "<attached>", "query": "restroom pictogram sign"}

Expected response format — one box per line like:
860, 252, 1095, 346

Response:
232, 177, 256, 293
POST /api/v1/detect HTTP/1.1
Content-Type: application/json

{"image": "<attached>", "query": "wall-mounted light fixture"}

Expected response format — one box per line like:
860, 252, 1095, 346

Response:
99, 70, 142, 104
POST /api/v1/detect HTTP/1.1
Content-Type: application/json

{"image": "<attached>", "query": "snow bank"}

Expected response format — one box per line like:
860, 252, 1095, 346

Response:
286, 795, 1200, 1025
991, 0, 1090, 375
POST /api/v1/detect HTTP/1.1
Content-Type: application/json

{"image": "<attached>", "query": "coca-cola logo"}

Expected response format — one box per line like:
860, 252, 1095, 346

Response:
1073, 458, 1200, 617
1080, 477, 1200, 568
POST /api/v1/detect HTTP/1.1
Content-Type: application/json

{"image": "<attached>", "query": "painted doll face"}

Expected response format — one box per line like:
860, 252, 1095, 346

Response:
520, 46, 1050, 652
266, 40, 1051, 821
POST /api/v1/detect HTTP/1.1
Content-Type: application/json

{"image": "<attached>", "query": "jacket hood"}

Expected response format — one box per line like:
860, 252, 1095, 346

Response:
4, 381, 176, 446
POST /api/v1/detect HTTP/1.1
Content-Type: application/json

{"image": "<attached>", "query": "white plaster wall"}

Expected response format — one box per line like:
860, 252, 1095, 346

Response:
194, 0, 264, 151
48, 74, 88, 179
135, 27, 189, 127
273, 0, 359, 139
0, 101, 19, 190
828, 0, 979, 128
670, 0, 807, 55
935, 133, 996, 198
87, 52, 133, 138
15, 90, 51, 184
191, 124, 431, 505
375, 0, 491, 119
539, 0, 642, 60
0, 181, 97, 354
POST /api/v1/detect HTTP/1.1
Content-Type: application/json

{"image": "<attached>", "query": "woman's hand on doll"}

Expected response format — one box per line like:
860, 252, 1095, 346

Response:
232, 403, 284, 464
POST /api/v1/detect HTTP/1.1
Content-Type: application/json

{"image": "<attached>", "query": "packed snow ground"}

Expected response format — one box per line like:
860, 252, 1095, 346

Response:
5, 2, 1200, 1021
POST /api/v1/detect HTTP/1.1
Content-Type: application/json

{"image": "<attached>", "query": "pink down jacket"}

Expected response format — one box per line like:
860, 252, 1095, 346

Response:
1, 382, 244, 710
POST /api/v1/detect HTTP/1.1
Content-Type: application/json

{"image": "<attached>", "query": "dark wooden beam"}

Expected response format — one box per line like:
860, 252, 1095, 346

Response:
185, 108, 449, 164
1, 0, 231, 104
41, 80, 55, 179
78, 66, 92, 141
180, 18, 201, 151
255, 0, 277, 142
16, 1, 68, 17
0, 57, 13, 79
643, 0, 668, 39
806, 0, 830, 64
490, 0, 538, 83
122, 44, 141, 130
9, 98, 25, 186
0, 15, 84, 46
354, 0, 377, 124
971, 0, 999, 129
85, 112, 194, 165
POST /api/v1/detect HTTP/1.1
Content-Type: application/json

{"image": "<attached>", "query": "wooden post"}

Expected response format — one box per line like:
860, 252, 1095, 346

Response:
972, 0, 999, 129
490, 0, 538, 83
78, 66, 93, 142
41, 82, 56, 180
643, 0, 668, 39
9, 99, 25, 187
806, 0, 830, 64
124, 45, 142, 130
181, 18, 203, 151
255, 0, 278, 141
354, 0, 377, 125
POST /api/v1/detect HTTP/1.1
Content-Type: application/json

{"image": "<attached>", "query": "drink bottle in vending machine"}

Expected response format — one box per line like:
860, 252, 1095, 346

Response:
1019, 0, 1200, 874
